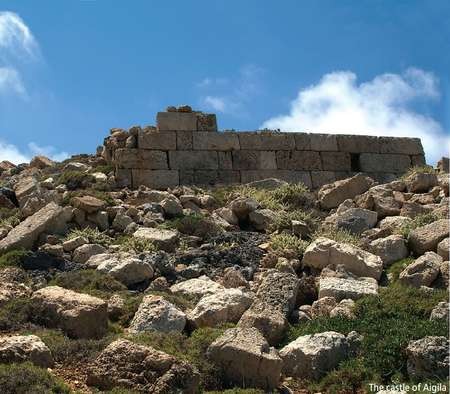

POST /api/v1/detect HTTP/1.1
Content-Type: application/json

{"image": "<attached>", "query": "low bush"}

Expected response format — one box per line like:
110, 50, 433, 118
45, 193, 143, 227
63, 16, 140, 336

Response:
387, 257, 415, 281
402, 165, 436, 179
64, 227, 113, 247
114, 235, 157, 253
0, 207, 20, 227
57, 170, 95, 190
0, 297, 34, 331
0, 249, 30, 268
269, 233, 309, 257
269, 208, 319, 232
311, 226, 363, 248
0, 362, 71, 394
397, 212, 444, 238
146, 290, 196, 311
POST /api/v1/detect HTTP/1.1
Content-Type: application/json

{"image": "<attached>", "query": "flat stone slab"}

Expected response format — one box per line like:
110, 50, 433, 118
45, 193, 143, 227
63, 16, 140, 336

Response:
319, 277, 378, 301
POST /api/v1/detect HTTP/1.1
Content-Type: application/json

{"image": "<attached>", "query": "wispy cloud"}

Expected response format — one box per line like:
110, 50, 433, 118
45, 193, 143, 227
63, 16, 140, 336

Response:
0, 67, 26, 97
0, 140, 69, 164
197, 64, 264, 116
0, 140, 29, 164
262, 68, 449, 164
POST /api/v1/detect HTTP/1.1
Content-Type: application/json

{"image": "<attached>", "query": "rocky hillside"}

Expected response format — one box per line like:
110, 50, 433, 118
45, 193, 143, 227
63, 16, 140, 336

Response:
0, 154, 448, 393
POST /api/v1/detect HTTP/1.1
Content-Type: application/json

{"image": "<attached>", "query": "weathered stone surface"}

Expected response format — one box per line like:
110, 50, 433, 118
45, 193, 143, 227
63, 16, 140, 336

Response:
138, 131, 177, 150
232, 151, 276, 170
280, 331, 361, 379
318, 174, 373, 209
115, 149, 168, 169
31, 286, 108, 338
311, 171, 337, 189
30, 155, 55, 169
73, 243, 107, 264
437, 238, 449, 260
170, 275, 224, 298
303, 237, 383, 280
406, 336, 449, 379
276, 151, 322, 170
169, 150, 218, 170
238, 132, 295, 150
87, 339, 199, 393
248, 208, 276, 231
321, 151, 351, 171
336, 135, 380, 153
133, 227, 179, 252
132, 169, 179, 189
96, 255, 153, 286
129, 295, 186, 333
0, 202, 68, 252
156, 111, 198, 131
193, 132, 240, 151
240, 170, 312, 188
207, 327, 282, 390
0, 281, 32, 307
409, 219, 449, 256
0, 335, 53, 368
189, 288, 253, 328
369, 235, 409, 266
399, 252, 442, 287
327, 207, 378, 234
318, 277, 378, 301
405, 172, 438, 193
359, 153, 411, 173
430, 301, 449, 321
379, 137, 424, 155
310, 134, 338, 151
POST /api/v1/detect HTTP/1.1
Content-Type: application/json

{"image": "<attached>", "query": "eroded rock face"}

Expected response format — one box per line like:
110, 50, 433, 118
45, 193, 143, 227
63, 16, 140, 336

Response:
280, 331, 362, 379
170, 275, 224, 299
0, 335, 53, 368
31, 286, 108, 339
406, 336, 449, 379
96, 254, 153, 286
430, 302, 449, 321
207, 327, 282, 390
133, 227, 179, 252
398, 252, 442, 288
369, 235, 409, 266
405, 172, 438, 193
408, 219, 449, 256
129, 295, 186, 333
318, 276, 378, 301
87, 339, 199, 393
303, 237, 383, 280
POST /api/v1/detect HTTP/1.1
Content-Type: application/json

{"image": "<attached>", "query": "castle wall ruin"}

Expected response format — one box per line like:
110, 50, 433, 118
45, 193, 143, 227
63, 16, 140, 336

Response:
102, 107, 426, 190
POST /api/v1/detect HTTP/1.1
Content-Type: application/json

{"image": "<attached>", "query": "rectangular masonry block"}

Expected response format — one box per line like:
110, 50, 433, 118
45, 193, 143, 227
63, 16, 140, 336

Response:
320, 151, 351, 171
177, 131, 193, 150
197, 113, 218, 131
138, 131, 177, 150
276, 151, 322, 170
311, 171, 336, 189
193, 170, 240, 185
241, 170, 312, 189
336, 135, 380, 153
193, 132, 240, 151
238, 132, 295, 150
310, 134, 338, 151
169, 150, 218, 170
179, 170, 194, 185
218, 151, 233, 169
115, 169, 132, 188
114, 149, 168, 169
294, 133, 311, 150
378, 137, 424, 155
359, 153, 411, 173
132, 169, 179, 189
411, 154, 426, 167
232, 151, 277, 170
157, 112, 198, 131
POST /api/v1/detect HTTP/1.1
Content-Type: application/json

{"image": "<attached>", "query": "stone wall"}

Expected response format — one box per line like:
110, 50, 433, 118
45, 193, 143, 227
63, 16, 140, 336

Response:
102, 107, 426, 190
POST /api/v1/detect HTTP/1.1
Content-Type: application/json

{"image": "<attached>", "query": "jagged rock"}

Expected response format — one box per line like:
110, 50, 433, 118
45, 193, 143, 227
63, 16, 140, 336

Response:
189, 288, 253, 328
0, 335, 53, 367
377, 216, 411, 233
229, 197, 259, 220
0, 202, 69, 252
31, 286, 108, 338
133, 227, 179, 252
170, 275, 224, 298
406, 336, 449, 379
129, 295, 186, 333
207, 327, 282, 390
310, 296, 337, 318
430, 302, 449, 321
214, 207, 239, 226
405, 172, 438, 193
248, 208, 276, 231
398, 252, 442, 287
87, 339, 199, 393
326, 208, 378, 235
280, 331, 362, 379
72, 195, 106, 213
409, 219, 449, 256
369, 235, 409, 266
160, 197, 183, 217
112, 212, 134, 231
107, 294, 125, 320
0, 282, 32, 307
437, 237, 449, 260
319, 276, 378, 301
330, 299, 356, 319
303, 237, 383, 280
221, 267, 249, 288
318, 174, 373, 209
73, 243, 107, 264
96, 255, 153, 286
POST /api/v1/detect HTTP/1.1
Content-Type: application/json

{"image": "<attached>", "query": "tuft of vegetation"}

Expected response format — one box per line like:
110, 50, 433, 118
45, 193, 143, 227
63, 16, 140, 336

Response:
57, 170, 95, 190
387, 257, 415, 281
146, 290, 196, 312
269, 208, 319, 233
90, 164, 114, 175
114, 235, 157, 253
0, 249, 30, 268
312, 226, 363, 248
397, 211, 444, 238
65, 227, 113, 247
161, 213, 222, 238
402, 165, 436, 179
0, 207, 20, 227
0, 297, 34, 331
0, 362, 71, 394
285, 283, 448, 389
270, 233, 309, 256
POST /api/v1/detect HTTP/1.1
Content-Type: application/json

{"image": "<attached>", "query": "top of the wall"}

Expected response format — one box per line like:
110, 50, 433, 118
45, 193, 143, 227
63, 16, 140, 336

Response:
156, 105, 217, 132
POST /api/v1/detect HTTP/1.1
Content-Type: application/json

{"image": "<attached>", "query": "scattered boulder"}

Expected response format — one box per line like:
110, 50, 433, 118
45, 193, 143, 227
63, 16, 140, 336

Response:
0, 281, 32, 307
207, 327, 282, 390
133, 227, 179, 252
129, 295, 186, 333
31, 286, 108, 338
430, 301, 449, 321
369, 235, 409, 266
326, 208, 378, 235
96, 255, 153, 286
408, 219, 449, 256
0, 335, 53, 368
406, 336, 449, 379
248, 208, 276, 231
398, 252, 442, 288
72, 195, 106, 213
73, 243, 107, 264
405, 172, 438, 193
160, 197, 183, 218
318, 276, 378, 301
437, 237, 449, 260
303, 237, 383, 280
170, 275, 224, 299
87, 339, 199, 393
229, 197, 259, 220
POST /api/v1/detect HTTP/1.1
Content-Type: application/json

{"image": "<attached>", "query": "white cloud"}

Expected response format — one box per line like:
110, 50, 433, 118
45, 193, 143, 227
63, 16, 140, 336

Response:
28, 142, 69, 162
0, 11, 38, 58
0, 66, 26, 96
262, 68, 449, 164
0, 140, 69, 165
203, 96, 227, 112
0, 140, 29, 164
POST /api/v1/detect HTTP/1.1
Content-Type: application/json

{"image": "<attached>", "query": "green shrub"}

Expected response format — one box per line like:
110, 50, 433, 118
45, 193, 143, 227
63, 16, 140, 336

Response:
387, 257, 414, 281
0, 249, 30, 268
312, 226, 363, 248
285, 283, 448, 388
0, 207, 20, 227
57, 170, 95, 190
161, 213, 221, 238
397, 212, 444, 238
402, 165, 436, 179
114, 235, 157, 253
0, 297, 34, 331
0, 362, 71, 394
270, 233, 309, 256
269, 208, 319, 232
90, 164, 114, 175
65, 227, 113, 247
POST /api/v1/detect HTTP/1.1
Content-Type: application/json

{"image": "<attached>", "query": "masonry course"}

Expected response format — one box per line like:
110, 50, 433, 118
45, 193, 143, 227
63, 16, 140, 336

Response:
102, 106, 426, 190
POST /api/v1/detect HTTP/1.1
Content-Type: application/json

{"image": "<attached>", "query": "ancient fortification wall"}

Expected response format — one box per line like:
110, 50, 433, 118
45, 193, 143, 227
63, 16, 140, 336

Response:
102, 107, 426, 190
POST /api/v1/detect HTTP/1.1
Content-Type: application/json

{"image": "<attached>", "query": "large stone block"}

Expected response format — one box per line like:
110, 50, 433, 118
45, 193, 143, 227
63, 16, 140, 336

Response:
311, 171, 336, 189
114, 149, 168, 169
359, 153, 411, 173
294, 133, 311, 150
138, 131, 176, 150
169, 151, 218, 170
176, 131, 193, 150
197, 113, 217, 131
115, 168, 132, 188
310, 134, 338, 151
241, 170, 312, 188
132, 170, 179, 189
238, 132, 295, 150
276, 151, 322, 170
193, 132, 240, 151
336, 135, 380, 153
379, 137, 424, 155
411, 154, 426, 166
218, 151, 233, 169
232, 151, 276, 170
193, 170, 240, 185
321, 152, 351, 171
156, 112, 198, 131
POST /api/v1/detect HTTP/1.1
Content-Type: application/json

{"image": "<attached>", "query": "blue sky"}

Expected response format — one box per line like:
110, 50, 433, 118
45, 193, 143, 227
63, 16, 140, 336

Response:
0, 0, 449, 164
